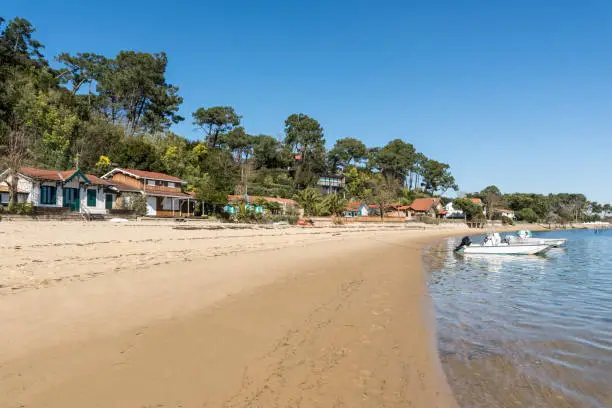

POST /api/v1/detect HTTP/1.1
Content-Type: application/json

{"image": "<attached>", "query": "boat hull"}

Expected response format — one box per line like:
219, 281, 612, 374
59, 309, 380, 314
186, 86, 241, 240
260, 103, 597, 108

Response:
459, 244, 551, 255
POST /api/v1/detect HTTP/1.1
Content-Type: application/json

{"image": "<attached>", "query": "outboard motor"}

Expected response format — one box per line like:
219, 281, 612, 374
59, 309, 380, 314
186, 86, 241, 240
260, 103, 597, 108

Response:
455, 236, 472, 252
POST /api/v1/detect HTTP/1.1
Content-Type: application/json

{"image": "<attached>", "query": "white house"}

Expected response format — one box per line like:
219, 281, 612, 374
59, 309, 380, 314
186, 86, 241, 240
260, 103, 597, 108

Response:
495, 209, 516, 220
344, 201, 370, 217
0, 168, 117, 214
444, 198, 487, 219
444, 202, 464, 218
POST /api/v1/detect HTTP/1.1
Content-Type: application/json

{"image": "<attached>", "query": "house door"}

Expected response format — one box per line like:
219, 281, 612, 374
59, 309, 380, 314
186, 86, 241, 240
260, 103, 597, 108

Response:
105, 194, 113, 210
63, 188, 80, 211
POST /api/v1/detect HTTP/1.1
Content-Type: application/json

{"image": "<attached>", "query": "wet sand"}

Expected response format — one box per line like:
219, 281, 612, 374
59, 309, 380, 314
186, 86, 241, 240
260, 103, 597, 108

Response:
0, 221, 529, 408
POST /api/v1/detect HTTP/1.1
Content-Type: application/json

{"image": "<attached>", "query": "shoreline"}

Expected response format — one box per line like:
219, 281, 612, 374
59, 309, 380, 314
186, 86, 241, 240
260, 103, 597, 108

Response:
0, 222, 544, 407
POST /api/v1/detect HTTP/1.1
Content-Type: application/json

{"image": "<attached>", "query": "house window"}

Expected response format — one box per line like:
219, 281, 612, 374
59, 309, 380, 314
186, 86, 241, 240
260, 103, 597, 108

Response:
87, 189, 97, 207
147, 180, 155, 186
40, 185, 57, 205
168, 182, 175, 188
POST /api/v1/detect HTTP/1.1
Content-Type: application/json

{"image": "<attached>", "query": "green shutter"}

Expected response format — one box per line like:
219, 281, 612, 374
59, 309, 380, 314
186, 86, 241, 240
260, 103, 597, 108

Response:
40, 186, 57, 205
87, 189, 97, 207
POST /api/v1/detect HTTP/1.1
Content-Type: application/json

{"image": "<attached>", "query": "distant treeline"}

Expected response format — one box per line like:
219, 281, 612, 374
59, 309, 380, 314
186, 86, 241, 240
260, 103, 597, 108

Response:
454, 186, 610, 223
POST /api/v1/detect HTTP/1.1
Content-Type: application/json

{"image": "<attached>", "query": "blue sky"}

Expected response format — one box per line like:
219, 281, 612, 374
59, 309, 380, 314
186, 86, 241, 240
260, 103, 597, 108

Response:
5, 0, 612, 203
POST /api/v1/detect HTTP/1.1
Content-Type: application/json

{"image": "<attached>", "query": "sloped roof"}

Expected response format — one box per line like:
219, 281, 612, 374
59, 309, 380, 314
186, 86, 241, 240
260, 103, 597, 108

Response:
85, 175, 112, 186
106, 168, 185, 183
495, 208, 514, 213
109, 180, 142, 192
470, 198, 483, 205
147, 190, 191, 198
18, 168, 110, 185
346, 201, 366, 210
409, 198, 441, 212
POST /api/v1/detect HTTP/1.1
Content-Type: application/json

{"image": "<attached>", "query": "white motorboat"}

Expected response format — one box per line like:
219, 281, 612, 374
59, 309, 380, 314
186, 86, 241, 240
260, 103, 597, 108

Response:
507, 230, 567, 248
455, 233, 551, 255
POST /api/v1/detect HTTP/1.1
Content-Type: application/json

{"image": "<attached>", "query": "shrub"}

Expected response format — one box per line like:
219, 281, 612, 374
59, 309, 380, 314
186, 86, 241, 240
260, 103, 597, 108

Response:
501, 215, 514, 225
271, 214, 299, 225
332, 216, 344, 225
516, 208, 538, 223
115, 193, 147, 216
235, 203, 269, 224
421, 215, 439, 225
7, 202, 34, 215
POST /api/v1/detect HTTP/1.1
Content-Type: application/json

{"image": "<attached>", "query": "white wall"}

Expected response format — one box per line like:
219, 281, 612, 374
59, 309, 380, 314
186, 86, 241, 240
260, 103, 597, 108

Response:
33, 181, 64, 207
4, 175, 35, 204
81, 186, 109, 212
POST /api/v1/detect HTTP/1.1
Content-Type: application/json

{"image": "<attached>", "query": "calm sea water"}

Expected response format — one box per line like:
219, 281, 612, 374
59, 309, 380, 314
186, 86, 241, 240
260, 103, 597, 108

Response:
424, 229, 612, 408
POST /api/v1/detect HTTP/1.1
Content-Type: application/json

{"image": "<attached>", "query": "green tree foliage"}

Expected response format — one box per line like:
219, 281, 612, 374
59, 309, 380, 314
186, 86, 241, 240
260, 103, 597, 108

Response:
516, 207, 538, 223
284, 113, 326, 187
420, 158, 458, 195
453, 198, 484, 220
480, 185, 503, 220
324, 193, 348, 216
294, 187, 323, 216
192, 106, 241, 148
369, 175, 400, 220
252, 135, 291, 169
55, 52, 106, 95
327, 137, 367, 172
370, 139, 416, 185
0, 17, 46, 68
344, 167, 372, 200
5, 16, 602, 222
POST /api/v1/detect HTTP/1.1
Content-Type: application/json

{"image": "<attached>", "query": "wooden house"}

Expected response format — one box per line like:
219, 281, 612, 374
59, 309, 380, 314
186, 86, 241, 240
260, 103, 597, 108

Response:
101, 168, 192, 217
408, 198, 444, 218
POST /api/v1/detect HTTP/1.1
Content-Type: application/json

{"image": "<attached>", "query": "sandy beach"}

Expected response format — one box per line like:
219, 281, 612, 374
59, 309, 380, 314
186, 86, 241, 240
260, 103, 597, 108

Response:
0, 220, 494, 408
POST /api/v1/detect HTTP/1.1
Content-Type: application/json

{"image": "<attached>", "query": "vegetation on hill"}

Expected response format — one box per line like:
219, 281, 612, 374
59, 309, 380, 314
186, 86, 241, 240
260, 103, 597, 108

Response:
0, 16, 458, 212
0, 17, 609, 222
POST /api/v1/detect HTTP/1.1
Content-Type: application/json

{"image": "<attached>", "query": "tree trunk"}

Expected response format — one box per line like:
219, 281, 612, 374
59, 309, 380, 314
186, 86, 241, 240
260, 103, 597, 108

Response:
9, 173, 19, 205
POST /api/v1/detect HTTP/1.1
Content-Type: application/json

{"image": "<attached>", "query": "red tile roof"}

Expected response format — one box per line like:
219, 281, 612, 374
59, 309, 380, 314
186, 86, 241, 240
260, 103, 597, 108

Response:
112, 168, 185, 183
108, 180, 142, 192
111, 180, 190, 198
346, 201, 365, 210
85, 175, 112, 186
147, 190, 191, 198
470, 198, 483, 205
227, 195, 298, 206
409, 198, 441, 212
18, 168, 110, 185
